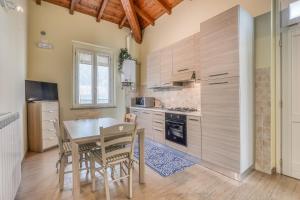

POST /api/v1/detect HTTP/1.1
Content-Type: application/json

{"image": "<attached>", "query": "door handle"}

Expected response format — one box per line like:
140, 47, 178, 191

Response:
178, 68, 189, 72
208, 82, 228, 85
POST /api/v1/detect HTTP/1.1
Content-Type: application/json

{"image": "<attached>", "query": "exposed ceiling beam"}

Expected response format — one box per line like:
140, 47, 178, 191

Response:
119, 15, 127, 29
120, 0, 142, 43
36, 0, 41, 5
153, 0, 171, 15
96, 0, 109, 22
70, 0, 79, 15
134, 5, 154, 26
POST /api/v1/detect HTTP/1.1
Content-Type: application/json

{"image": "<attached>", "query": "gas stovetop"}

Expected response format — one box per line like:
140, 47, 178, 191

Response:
166, 107, 198, 112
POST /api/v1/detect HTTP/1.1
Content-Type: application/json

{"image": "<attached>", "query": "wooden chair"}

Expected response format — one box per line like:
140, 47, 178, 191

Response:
53, 120, 97, 190
124, 113, 137, 123
90, 123, 137, 200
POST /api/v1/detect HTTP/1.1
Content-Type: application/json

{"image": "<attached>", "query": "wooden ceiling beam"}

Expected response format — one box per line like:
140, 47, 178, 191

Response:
153, 0, 171, 15
119, 15, 127, 29
70, 0, 79, 15
120, 0, 142, 43
36, 0, 41, 5
134, 5, 154, 26
96, 0, 109, 22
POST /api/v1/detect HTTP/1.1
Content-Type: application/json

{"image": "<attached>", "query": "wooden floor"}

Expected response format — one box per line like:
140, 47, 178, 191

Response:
16, 148, 300, 200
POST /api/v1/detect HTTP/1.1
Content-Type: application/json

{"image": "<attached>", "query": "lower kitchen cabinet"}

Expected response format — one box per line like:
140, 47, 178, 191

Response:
130, 108, 153, 139
187, 116, 202, 159
152, 111, 165, 144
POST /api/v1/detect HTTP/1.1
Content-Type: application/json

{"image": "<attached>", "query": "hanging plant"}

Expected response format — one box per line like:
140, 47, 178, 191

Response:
118, 48, 133, 71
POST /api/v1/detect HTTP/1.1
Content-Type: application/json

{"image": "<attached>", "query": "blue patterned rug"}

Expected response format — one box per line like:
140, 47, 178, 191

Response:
134, 139, 198, 177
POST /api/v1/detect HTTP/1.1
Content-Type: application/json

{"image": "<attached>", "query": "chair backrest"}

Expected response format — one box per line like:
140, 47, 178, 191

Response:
124, 113, 137, 123
53, 119, 64, 154
100, 123, 137, 165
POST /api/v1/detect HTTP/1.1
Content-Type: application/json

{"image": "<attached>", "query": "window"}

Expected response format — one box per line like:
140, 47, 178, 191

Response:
73, 42, 114, 108
290, 0, 300, 20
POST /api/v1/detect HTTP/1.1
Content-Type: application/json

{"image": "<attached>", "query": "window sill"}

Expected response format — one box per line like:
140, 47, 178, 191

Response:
71, 105, 117, 110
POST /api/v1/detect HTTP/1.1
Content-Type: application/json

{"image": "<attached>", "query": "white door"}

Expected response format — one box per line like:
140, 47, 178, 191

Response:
282, 26, 300, 179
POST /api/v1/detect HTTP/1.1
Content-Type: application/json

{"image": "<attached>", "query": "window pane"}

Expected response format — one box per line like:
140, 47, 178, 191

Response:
78, 53, 93, 104
97, 55, 109, 66
290, 1, 300, 20
97, 65, 110, 104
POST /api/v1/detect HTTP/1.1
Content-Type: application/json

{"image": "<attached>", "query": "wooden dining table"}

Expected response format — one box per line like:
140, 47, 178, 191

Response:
63, 117, 145, 200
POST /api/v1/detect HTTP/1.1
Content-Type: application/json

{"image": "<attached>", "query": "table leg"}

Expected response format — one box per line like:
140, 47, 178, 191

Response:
72, 142, 80, 200
138, 130, 145, 184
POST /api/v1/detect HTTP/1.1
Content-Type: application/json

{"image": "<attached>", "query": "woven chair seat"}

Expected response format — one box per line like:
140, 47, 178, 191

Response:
63, 142, 98, 154
91, 145, 130, 164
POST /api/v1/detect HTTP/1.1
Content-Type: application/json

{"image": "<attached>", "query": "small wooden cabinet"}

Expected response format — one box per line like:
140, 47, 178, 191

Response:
147, 51, 161, 88
172, 35, 195, 75
27, 101, 59, 152
160, 47, 173, 86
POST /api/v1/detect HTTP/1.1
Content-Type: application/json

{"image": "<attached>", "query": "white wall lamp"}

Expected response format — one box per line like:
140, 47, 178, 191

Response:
36, 31, 54, 50
0, 0, 23, 12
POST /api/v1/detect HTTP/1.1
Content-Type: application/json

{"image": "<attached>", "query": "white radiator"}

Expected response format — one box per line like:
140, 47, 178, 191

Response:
0, 113, 21, 200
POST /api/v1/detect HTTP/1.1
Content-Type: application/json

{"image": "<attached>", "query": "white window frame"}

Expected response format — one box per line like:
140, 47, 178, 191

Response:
72, 41, 115, 109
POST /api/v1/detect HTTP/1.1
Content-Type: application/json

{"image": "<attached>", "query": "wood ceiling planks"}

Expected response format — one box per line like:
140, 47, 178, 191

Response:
36, 0, 183, 43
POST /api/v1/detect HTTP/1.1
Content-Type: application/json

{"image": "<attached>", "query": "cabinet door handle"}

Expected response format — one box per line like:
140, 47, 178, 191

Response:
153, 128, 163, 132
178, 68, 189, 72
163, 82, 171, 85
153, 120, 163, 124
189, 118, 200, 122
154, 113, 163, 116
209, 72, 228, 77
209, 81, 228, 85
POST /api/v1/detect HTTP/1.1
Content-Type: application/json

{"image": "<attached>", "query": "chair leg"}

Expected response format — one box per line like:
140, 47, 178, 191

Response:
91, 156, 96, 192
120, 162, 124, 182
128, 160, 133, 199
103, 168, 111, 200
59, 155, 66, 191
111, 165, 115, 180
84, 153, 89, 174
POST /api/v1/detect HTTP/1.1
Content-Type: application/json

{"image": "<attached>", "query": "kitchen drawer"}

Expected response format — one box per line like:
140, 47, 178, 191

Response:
42, 119, 55, 130
187, 116, 201, 126
153, 127, 165, 144
42, 110, 59, 121
42, 102, 58, 112
152, 111, 164, 121
201, 77, 239, 116
43, 129, 57, 149
152, 120, 164, 129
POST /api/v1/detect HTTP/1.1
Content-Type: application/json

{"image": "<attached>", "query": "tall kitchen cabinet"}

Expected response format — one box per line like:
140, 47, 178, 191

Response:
200, 6, 254, 180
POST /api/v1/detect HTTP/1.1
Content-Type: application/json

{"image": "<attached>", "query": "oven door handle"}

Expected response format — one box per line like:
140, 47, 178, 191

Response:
165, 120, 185, 125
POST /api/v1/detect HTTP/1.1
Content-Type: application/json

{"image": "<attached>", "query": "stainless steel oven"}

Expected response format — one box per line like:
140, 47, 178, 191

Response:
165, 113, 187, 146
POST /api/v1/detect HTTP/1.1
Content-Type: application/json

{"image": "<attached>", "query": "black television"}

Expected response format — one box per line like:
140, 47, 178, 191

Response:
25, 80, 58, 102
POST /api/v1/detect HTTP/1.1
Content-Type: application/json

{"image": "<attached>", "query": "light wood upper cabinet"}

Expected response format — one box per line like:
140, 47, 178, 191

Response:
172, 35, 195, 75
147, 51, 161, 88
160, 47, 173, 86
200, 6, 239, 80
193, 32, 201, 81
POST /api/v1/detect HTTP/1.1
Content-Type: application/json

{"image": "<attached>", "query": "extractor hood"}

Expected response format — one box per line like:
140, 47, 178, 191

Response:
171, 71, 195, 83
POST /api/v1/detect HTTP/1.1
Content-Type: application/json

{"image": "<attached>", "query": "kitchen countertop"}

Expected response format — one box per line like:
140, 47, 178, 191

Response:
130, 106, 202, 117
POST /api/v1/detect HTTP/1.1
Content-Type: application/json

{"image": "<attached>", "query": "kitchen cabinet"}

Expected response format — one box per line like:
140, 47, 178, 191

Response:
200, 6, 239, 80
160, 47, 173, 86
187, 116, 202, 158
147, 51, 161, 88
172, 35, 195, 75
193, 32, 201, 81
132, 109, 153, 139
152, 111, 165, 144
200, 6, 254, 180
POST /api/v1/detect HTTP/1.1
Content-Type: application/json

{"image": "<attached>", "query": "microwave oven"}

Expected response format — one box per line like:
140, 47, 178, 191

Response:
131, 97, 155, 108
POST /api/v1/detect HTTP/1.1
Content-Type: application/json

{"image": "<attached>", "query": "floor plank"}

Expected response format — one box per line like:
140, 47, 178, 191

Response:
16, 148, 300, 200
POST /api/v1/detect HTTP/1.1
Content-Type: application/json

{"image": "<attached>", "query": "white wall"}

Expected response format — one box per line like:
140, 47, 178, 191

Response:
0, 1, 28, 158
